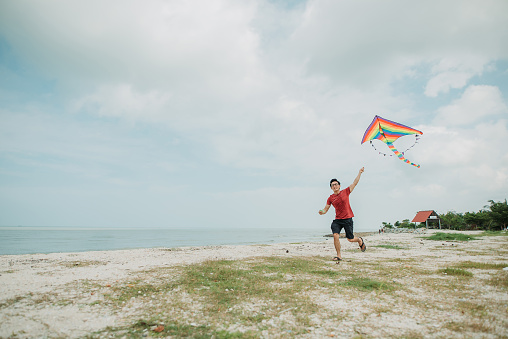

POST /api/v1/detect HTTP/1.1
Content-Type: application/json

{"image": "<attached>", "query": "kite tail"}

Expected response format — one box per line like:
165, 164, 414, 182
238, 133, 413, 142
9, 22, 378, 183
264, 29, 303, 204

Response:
386, 142, 420, 168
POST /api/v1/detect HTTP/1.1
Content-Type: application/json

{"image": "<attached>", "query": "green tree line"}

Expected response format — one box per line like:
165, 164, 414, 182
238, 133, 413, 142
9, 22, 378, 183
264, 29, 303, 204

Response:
383, 199, 508, 231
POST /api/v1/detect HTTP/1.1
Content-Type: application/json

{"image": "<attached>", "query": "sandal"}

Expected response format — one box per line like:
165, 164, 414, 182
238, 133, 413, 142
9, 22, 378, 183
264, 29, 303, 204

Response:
333, 257, 342, 261
359, 237, 366, 252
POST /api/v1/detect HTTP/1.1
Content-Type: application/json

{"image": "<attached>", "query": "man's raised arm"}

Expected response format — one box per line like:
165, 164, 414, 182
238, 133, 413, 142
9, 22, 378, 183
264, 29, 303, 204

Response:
349, 167, 365, 193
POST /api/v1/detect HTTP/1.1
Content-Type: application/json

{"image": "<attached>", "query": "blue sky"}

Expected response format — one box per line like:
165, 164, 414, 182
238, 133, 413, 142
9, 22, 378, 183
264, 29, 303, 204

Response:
0, 0, 507, 231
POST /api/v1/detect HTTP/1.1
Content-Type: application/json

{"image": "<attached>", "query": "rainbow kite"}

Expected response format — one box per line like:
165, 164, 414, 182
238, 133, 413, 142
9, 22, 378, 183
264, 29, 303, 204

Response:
361, 115, 423, 168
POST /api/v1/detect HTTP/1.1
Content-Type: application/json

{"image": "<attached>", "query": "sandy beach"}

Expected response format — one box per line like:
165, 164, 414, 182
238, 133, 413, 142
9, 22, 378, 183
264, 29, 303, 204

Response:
1, 230, 507, 338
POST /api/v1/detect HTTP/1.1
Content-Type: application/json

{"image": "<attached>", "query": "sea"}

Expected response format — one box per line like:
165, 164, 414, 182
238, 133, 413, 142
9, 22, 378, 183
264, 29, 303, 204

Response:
0, 227, 327, 255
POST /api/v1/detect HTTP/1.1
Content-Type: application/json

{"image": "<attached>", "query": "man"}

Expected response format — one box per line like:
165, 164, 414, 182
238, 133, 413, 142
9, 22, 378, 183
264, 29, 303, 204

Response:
319, 167, 365, 261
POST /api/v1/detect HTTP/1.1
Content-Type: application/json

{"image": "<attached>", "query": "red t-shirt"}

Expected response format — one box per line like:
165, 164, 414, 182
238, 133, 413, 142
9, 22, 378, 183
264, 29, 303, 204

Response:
326, 186, 354, 220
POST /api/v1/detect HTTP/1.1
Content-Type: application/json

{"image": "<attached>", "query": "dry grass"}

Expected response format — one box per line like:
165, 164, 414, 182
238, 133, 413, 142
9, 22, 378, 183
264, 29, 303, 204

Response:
2, 232, 507, 338
77, 254, 506, 338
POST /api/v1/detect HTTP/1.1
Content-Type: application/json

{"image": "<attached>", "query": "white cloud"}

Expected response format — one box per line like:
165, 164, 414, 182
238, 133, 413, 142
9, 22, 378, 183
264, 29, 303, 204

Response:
412, 118, 508, 210
435, 85, 507, 126
415, 126, 478, 166
469, 164, 508, 191
1, 0, 508, 230
0, 110, 186, 185
74, 84, 171, 121
424, 57, 488, 97
284, 0, 508, 87
425, 71, 474, 98
414, 184, 446, 196
0, 0, 264, 93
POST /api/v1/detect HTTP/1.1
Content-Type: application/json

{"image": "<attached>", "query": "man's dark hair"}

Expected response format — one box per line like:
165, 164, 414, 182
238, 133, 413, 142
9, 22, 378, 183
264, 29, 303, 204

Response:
330, 179, 340, 187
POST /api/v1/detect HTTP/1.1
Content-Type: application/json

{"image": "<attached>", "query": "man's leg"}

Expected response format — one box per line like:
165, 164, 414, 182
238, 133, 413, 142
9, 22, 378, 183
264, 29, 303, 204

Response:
347, 236, 363, 246
347, 236, 366, 252
333, 233, 342, 259
344, 218, 366, 251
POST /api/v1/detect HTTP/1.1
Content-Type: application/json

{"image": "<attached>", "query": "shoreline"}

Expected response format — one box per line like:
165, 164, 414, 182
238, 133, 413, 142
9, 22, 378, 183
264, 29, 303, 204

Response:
0, 227, 331, 256
1, 229, 506, 338
1, 231, 378, 258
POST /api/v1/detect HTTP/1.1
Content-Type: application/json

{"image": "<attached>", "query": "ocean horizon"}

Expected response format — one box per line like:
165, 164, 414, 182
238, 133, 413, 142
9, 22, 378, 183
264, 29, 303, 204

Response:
0, 226, 327, 255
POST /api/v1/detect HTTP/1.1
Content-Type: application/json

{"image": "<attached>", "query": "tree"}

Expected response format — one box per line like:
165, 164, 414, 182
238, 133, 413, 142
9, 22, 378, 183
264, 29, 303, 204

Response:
487, 199, 508, 230
394, 219, 414, 228
401, 219, 413, 228
464, 211, 492, 230
382, 222, 393, 229
439, 211, 465, 230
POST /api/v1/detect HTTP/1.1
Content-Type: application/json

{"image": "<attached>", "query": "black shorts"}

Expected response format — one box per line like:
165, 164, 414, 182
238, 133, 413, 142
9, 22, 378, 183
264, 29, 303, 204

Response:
331, 218, 354, 239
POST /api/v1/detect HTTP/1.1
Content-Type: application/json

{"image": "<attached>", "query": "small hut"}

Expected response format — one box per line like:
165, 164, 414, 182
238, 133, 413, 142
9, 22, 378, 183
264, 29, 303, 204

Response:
412, 210, 441, 229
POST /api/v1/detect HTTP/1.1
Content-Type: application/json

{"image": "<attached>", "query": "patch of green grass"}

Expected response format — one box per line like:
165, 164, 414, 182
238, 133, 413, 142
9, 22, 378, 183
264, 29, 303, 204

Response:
314, 269, 341, 277
249, 256, 330, 275
375, 244, 406, 250
457, 300, 488, 317
0, 296, 24, 309
341, 277, 394, 292
108, 280, 163, 303
487, 271, 508, 289
132, 319, 258, 338
445, 320, 493, 333
438, 268, 473, 277
182, 260, 265, 309
177, 257, 334, 313
106, 257, 329, 316
91, 319, 258, 339
453, 261, 507, 270
425, 232, 476, 241
384, 257, 416, 264
396, 331, 425, 339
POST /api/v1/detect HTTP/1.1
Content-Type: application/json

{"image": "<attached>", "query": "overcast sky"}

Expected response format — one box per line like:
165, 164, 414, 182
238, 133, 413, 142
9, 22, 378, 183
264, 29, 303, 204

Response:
0, 0, 507, 231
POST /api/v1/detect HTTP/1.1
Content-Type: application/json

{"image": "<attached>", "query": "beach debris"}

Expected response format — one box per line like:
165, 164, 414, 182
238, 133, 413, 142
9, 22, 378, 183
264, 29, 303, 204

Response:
503, 267, 508, 271
152, 325, 164, 333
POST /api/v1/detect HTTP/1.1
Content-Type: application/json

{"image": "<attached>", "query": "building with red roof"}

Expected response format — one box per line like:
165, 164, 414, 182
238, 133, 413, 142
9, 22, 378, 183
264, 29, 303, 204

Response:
412, 210, 441, 229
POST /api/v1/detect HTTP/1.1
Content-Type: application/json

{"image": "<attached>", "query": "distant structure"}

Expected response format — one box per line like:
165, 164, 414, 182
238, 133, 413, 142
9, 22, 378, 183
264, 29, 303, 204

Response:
412, 210, 441, 229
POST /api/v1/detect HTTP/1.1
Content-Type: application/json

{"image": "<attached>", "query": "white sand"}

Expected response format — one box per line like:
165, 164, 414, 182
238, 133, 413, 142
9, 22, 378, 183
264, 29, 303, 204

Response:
1, 229, 507, 338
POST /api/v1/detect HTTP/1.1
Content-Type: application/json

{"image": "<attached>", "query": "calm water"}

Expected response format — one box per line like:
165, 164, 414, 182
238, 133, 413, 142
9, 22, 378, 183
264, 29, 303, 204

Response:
0, 227, 326, 255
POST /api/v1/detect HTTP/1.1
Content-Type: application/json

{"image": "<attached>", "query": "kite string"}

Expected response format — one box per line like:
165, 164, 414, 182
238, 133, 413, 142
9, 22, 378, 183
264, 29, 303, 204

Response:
370, 135, 420, 156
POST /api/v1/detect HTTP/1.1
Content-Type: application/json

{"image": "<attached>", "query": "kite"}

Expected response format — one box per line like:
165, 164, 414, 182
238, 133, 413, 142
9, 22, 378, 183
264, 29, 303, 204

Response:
361, 115, 423, 168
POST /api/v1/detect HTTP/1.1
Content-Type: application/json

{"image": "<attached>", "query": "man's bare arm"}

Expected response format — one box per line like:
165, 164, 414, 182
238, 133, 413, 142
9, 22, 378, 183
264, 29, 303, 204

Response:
349, 167, 365, 193
319, 204, 331, 215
